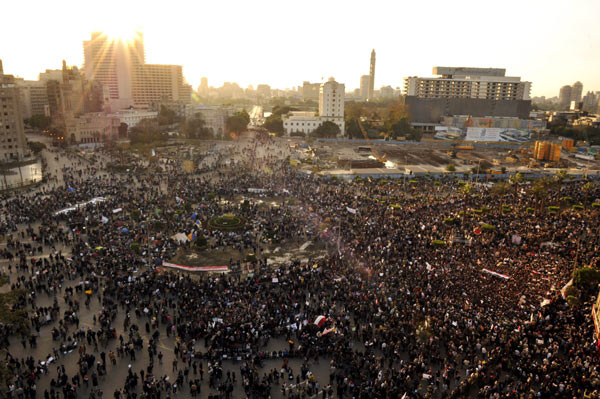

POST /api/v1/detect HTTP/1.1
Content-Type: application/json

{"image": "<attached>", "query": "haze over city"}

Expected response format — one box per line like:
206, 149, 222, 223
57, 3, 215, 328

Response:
2, 0, 599, 96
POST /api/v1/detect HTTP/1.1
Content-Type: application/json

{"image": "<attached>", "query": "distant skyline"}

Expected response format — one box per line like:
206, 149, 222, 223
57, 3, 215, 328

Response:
1, 0, 599, 98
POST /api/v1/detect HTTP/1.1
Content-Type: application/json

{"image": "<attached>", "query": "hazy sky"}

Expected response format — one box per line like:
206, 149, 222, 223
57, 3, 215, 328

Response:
2, 0, 599, 97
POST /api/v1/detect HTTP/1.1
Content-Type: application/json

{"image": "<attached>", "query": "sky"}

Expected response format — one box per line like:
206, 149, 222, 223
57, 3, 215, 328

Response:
1, 0, 599, 98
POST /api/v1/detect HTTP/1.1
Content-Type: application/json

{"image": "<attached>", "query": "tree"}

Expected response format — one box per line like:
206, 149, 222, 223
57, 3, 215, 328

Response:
311, 121, 340, 138
582, 182, 594, 205
531, 178, 551, 212
263, 115, 284, 136
118, 123, 128, 138
25, 114, 51, 130
183, 114, 210, 139
491, 181, 510, 213
158, 105, 179, 126
554, 169, 568, 184
27, 141, 46, 154
129, 118, 162, 144
238, 109, 250, 125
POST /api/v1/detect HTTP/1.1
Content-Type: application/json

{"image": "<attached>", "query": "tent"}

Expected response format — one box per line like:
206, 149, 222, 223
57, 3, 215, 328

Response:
171, 233, 189, 243
121, 228, 129, 234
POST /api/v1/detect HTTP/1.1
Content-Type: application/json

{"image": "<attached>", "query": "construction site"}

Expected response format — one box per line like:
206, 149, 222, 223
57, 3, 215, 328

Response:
289, 137, 600, 178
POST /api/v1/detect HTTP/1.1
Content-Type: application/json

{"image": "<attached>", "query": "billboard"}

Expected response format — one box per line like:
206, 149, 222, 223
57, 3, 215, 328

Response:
466, 128, 531, 143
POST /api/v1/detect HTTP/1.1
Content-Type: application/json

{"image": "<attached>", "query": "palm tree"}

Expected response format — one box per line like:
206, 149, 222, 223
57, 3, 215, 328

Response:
509, 172, 524, 208
491, 181, 510, 214
460, 183, 472, 231
531, 178, 551, 213
582, 182, 594, 206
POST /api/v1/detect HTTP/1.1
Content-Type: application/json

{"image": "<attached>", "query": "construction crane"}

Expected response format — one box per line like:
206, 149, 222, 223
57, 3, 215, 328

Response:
357, 119, 387, 162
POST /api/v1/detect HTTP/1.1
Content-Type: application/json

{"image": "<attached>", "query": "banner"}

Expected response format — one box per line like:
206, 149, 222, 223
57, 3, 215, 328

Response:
161, 261, 229, 272
482, 268, 510, 280
346, 207, 357, 214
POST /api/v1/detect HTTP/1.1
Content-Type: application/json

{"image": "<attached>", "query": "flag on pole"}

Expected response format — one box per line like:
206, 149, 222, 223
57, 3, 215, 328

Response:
194, 219, 202, 229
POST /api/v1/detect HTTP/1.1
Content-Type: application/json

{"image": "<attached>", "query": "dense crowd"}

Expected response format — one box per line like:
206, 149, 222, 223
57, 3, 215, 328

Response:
0, 136, 599, 399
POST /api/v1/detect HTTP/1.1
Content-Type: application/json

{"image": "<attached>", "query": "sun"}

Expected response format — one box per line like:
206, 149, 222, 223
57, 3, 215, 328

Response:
103, 25, 140, 43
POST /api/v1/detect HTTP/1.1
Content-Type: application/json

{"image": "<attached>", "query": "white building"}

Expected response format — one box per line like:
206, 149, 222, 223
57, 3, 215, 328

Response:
282, 78, 345, 136
404, 67, 531, 101
111, 109, 158, 129
283, 112, 321, 135
185, 105, 236, 138
318, 78, 345, 132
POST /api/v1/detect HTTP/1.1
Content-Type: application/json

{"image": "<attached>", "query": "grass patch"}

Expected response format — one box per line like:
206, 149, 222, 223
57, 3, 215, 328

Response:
207, 214, 247, 231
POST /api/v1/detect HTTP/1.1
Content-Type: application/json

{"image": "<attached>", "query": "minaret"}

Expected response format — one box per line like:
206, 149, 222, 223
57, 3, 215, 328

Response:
368, 49, 376, 101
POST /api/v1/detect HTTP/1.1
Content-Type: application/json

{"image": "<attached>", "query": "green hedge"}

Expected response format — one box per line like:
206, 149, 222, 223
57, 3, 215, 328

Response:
572, 204, 584, 210
245, 253, 257, 262
443, 217, 455, 225
502, 205, 512, 213
432, 240, 446, 246
481, 223, 496, 231
409, 180, 418, 185
592, 203, 600, 209
472, 209, 483, 214
561, 196, 573, 202
207, 214, 247, 231
526, 207, 535, 214
548, 206, 560, 212
482, 206, 491, 213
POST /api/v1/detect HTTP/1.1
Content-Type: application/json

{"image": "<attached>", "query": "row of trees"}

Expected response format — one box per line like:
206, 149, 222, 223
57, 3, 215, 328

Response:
547, 119, 600, 145
345, 101, 421, 141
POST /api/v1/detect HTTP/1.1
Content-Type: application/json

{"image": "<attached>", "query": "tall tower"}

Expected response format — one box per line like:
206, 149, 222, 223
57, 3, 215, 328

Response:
571, 81, 583, 103
368, 49, 376, 101
83, 31, 145, 110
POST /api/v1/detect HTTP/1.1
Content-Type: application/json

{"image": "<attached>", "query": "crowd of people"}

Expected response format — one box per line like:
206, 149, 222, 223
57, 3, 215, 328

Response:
0, 135, 599, 399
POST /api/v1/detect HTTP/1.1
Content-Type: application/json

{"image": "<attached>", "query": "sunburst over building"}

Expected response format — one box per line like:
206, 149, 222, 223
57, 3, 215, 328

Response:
83, 32, 191, 111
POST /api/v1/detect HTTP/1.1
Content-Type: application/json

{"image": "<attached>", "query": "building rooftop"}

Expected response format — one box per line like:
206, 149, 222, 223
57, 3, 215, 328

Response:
432, 67, 506, 77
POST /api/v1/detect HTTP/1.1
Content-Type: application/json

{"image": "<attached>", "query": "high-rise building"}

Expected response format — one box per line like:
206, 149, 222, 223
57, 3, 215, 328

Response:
405, 67, 531, 100
84, 32, 191, 109
256, 84, 271, 98
559, 85, 572, 109
39, 69, 63, 83
15, 79, 49, 119
199, 77, 208, 96
571, 81, 583, 103
582, 91, 599, 113
404, 67, 532, 126
319, 77, 345, 132
359, 75, 370, 101
302, 81, 320, 101
0, 61, 27, 161
380, 85, 395, 99
132, 64, 191, 107
83, 32, 145, 110
368, 49, 376, 101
